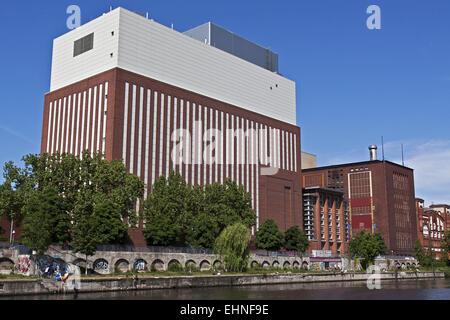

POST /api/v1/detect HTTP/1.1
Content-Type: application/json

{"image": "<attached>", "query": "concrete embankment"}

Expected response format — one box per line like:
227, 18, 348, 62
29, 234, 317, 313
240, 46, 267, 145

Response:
0, 271, 444, 297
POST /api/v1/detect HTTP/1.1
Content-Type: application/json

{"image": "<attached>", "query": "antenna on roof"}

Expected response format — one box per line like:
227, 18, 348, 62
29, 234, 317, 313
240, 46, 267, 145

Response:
401, 143, 405, 166
110, 6, 113, 12
146, 12, 149, 19
171, 23, 174, 29
381, 136, 385, 161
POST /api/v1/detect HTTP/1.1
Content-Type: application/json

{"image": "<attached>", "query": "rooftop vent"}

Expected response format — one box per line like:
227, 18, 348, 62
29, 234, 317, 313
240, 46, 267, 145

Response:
369, 145, 377, 161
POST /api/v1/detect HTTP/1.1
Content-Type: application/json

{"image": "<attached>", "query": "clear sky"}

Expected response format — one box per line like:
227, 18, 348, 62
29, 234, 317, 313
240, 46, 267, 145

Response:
0, 0, 449, 204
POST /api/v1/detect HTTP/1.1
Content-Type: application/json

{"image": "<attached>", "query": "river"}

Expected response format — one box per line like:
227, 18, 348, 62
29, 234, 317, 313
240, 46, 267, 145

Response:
3, 278, 450, 300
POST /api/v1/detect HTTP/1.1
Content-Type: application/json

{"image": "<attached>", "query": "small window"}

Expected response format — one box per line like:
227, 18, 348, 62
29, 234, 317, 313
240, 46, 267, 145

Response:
73, 33, 94, 57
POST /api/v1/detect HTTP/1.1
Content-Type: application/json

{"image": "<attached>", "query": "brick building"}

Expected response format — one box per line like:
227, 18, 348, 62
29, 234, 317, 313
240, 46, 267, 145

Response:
36, 7, 302, 246
416, 199, 449, 259
302, 147, 418, 256
302, 186, 350, 254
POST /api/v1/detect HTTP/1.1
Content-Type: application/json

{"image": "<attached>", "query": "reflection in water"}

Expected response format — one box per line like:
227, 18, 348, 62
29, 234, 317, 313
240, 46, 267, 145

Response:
3, 278, 450, 300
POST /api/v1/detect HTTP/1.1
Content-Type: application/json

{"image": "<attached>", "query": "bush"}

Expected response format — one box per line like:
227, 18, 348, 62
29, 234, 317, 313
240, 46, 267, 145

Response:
168, 262, 183, 272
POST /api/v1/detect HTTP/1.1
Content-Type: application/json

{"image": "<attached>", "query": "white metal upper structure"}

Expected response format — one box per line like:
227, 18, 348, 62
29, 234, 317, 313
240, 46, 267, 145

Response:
49, 7, 297, 125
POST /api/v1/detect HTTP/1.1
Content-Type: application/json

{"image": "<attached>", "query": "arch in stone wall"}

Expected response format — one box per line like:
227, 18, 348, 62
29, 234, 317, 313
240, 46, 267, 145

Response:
283, 261, 291, 269
261, 261, 270, 269
272, 261, 280, 268
251, 261, 259, 268
302, 261, 309, 270
292, 261, 300, 269
93, 258, 109, 273
213, 260, 222, 269
0, 258, 14, 274
200, 260, 211, 271
133, 259, 148, 271
185, 260, 196, 267
114, 259, 130, 273
168, 259, 182, 271
151, 259, 164, 271
72, 258, 87, 269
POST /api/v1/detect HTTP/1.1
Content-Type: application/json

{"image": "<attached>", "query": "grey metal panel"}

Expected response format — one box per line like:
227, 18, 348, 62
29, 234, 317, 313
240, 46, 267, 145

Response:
183, 22, 278, 73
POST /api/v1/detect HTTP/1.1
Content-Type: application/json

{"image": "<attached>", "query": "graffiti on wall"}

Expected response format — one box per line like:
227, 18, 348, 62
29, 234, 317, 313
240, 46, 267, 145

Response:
93, 259, 109, 272
16, 256, 31, 274
133, 259, 147, 271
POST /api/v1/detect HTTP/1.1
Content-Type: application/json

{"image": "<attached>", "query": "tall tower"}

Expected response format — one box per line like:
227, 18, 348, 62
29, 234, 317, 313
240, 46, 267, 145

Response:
41, 7, 302, 245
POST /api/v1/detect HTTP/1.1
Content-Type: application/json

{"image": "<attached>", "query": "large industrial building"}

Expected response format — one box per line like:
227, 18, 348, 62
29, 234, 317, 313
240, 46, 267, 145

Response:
302, 146, 418, 256
39, 7, 302, 246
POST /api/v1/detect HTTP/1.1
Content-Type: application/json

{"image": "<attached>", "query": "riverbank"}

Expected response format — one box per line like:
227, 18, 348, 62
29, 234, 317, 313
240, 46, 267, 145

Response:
0, 271, 444, 297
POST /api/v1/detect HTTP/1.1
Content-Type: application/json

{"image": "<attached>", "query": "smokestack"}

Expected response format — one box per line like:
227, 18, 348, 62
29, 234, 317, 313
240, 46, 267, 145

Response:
369, 145, 377, 161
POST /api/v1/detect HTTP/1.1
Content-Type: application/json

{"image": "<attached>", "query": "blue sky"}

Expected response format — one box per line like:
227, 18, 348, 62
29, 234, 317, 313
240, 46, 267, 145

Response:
0, 0, 449, 204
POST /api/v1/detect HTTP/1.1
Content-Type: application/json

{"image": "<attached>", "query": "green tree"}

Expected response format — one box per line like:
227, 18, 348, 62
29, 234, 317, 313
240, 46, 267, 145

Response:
414, 238, 426, 266
214, 222, 251, 272
22, 187, 71, 254
254, 219, 285, 251
0, 161, 33, 229
441, 231, 450, 265
185, 179, 256, 249
284, 226, 310, 255
348, 231, 387, 269
71, 201, 129, 274
142, 172, 191, 246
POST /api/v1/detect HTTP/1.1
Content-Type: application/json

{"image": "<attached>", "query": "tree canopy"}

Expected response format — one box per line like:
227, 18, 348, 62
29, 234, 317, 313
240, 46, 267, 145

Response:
142, 174, 256, 248
214, 222, 251, 272
0, 151, 144, 256
284, 226, 309, 254
254, 219, 285, 251
348, 231, 387, 269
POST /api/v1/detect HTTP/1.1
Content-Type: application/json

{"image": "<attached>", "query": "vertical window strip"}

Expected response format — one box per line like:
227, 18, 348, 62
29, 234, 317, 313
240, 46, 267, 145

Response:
86, 88, 92, 155
70, 94, 76, 154
285, 131, 289, 171
65, 95, 71, 153
281, 130, 285, 170
144, 89, 151, 199
185, 101, 190, 184
129, 85, 137, 174
220, 111, 224, 184
214, 110, 221, 182
90, 86, 97, 156
137, 87, 144, 178
151, 91, 158, 185
289, 132, 294, 171
75, 93, 81, 156
231, 115, 234, 182
96, 84, 103, 154
209, 108, 213, 184
241, 117, 245, 186
294, 133, 297, 172
246, 119, 249, 192
159, 93, 165, 177
80, 92, 86, 157
203, 106, 207, 185
179, 99, 184, 176
122, 83, 129, 164
166, 95, 172, 178
225, 113, 229, 179
55, 99, 62, 153
198, 105, 202, 185
173, 97, 178, 171
61, 97, 66, 153
102, 83, 109, 154
46, 102, 53, 153
51, 100, 57, 154
191, 103, 196, 186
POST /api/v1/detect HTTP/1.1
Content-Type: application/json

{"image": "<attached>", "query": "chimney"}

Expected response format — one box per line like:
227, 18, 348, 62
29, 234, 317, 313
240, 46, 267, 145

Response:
369, 145, 377, 161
